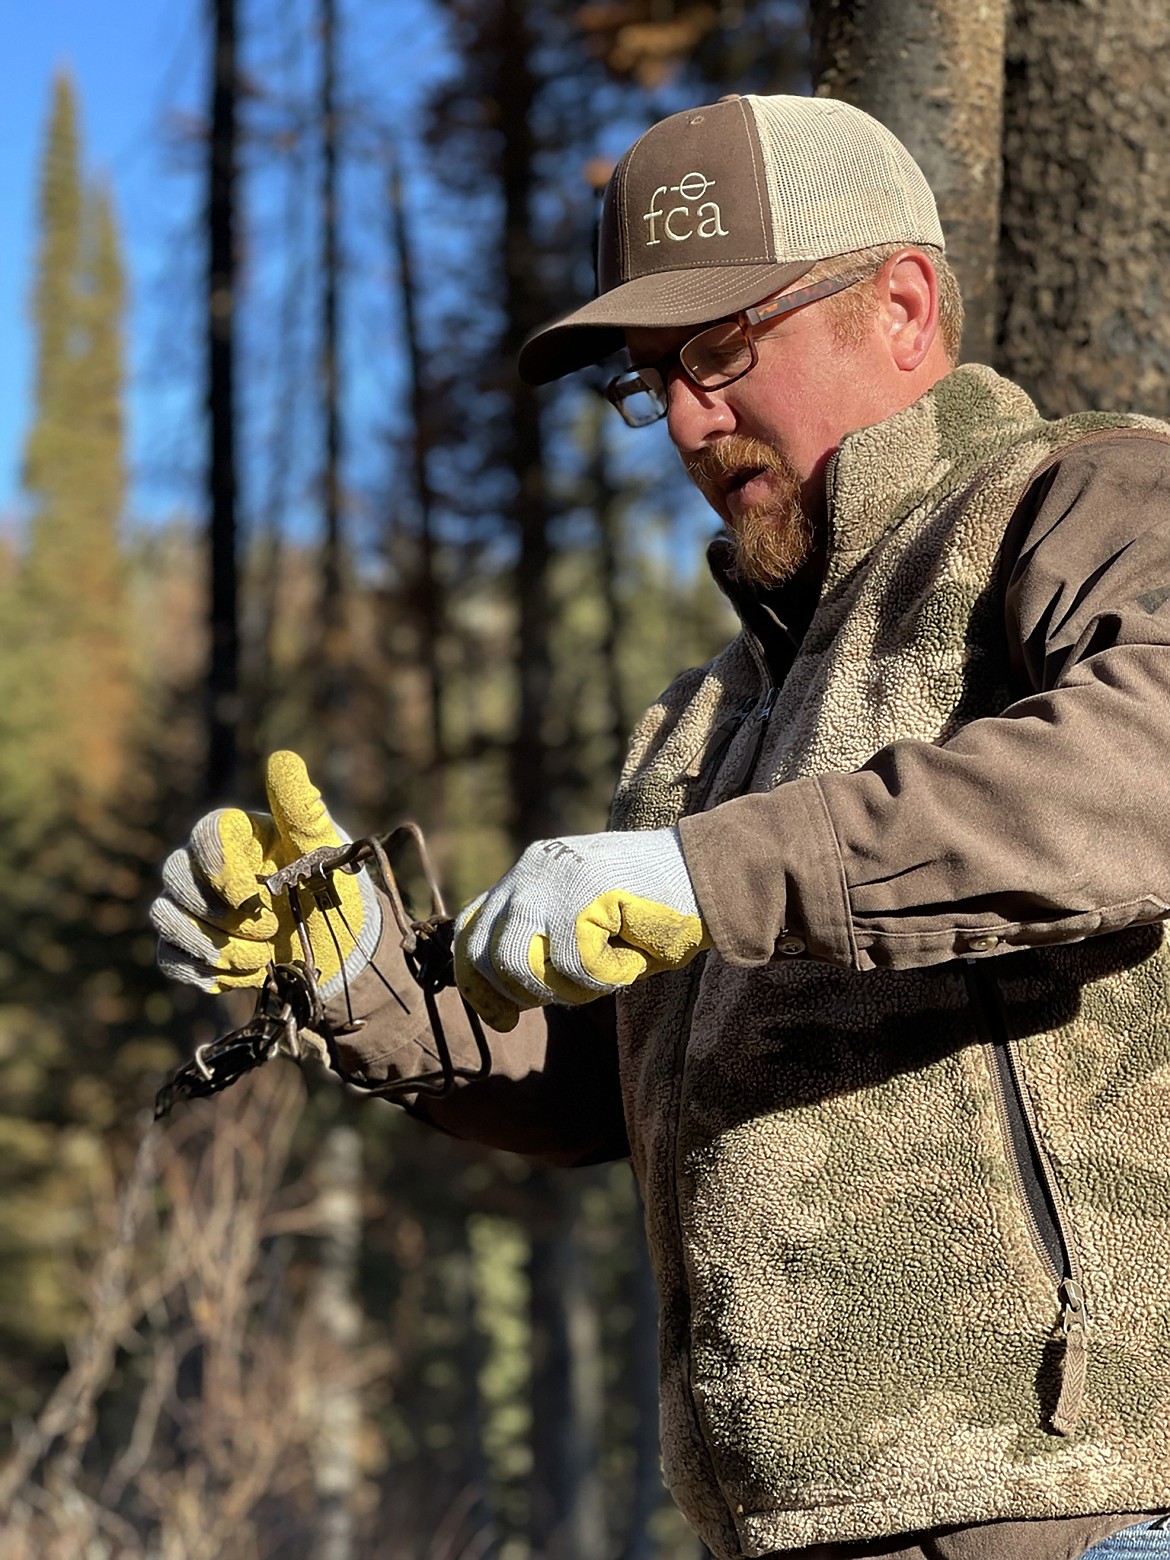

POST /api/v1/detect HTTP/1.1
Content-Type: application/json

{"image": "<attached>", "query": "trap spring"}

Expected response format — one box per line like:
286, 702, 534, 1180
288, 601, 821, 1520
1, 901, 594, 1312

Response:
155, 824, 491, 1118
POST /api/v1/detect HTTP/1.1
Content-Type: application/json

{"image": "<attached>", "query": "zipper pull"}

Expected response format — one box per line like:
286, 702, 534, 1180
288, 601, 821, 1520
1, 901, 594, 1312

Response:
1051, 1276, 1088, 1436
723, 686, 778, 797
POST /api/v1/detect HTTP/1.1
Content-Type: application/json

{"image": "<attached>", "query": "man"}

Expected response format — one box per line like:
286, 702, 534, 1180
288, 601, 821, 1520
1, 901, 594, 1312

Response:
152, 96, 1170, 1559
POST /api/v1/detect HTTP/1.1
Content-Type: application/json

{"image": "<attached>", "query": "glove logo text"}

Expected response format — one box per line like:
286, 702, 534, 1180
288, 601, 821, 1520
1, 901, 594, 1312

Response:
541, 839, 585, 866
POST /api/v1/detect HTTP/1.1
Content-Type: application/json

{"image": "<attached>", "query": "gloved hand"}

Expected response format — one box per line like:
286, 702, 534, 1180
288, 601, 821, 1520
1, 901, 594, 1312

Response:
454, 826, 709, 1031
151, 750, 381, 1001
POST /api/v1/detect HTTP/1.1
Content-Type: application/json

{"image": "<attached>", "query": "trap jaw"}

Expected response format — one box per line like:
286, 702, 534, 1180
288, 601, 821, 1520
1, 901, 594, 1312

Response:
154, 824, 492, 1119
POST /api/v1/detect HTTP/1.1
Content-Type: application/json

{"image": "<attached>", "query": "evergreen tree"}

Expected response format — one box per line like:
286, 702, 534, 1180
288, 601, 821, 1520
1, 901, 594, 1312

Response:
13, 74, 131, 822
23, 76, 83, 503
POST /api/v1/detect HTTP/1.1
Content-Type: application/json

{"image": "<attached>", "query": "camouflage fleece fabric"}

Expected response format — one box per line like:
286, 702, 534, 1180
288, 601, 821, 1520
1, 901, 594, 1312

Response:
609, 366, 1170, 1557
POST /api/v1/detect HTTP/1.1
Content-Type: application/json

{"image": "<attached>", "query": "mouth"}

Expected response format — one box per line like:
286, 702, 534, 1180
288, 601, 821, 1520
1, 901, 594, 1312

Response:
722, 465, 769, 510
684, 439, 797, 515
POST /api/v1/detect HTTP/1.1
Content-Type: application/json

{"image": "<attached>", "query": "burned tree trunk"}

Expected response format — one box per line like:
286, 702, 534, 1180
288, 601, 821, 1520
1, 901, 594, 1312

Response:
316, 0, 351, 801
588, 399, 629, 778
388, 145, 446, 807
206, 0, 239, 800
996, 0, 1170, 417
811, 0, 1008, 363
497, 0, 558, 848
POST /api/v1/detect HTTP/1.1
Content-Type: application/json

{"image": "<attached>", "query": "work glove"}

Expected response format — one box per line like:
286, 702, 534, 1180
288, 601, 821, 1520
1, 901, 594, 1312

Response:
151, 750, 381, 1001
454, 826, 710, 1031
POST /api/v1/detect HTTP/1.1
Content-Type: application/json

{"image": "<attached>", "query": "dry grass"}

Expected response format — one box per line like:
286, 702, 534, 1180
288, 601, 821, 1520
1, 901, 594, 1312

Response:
0, 1064, 391, 1560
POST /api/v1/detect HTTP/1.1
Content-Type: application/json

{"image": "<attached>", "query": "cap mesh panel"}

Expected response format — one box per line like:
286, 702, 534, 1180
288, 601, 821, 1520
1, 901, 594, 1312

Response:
747, 96, 944, 261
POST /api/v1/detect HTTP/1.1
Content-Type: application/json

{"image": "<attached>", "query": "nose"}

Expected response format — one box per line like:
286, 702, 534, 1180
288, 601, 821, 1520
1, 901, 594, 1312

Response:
664, 368, 735, 451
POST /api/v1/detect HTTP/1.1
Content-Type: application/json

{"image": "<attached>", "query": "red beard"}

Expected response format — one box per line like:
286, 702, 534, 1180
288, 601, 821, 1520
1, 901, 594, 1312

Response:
683, 434, 813, 589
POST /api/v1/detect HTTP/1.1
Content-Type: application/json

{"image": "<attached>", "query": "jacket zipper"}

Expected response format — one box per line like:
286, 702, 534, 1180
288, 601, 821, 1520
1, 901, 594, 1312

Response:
713, 684, 778, 801
701, 646, 778, 804
692, 691, 767, 811
962, 960, 1088, 1434
744, 684, 779, 783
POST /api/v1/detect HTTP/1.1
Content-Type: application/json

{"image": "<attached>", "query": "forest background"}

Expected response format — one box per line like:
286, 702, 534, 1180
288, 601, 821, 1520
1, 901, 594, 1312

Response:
1, 1, 1168, 1557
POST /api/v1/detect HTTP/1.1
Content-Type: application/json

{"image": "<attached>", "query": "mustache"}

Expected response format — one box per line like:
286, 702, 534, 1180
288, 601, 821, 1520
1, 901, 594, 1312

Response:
682, 435, 814, 590
683, 434, 800, 493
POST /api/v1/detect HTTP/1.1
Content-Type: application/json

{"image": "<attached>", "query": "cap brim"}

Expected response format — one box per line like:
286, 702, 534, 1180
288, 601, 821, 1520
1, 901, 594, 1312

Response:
518, 258, 814, 385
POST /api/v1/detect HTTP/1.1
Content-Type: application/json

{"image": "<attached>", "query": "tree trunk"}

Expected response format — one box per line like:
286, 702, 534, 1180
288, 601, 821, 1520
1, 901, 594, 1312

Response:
810, 0, 1008, 364
996, 0, 1170, 418
564, 1221, 606, 1560
206, 0, 239, 801
449, 1224, 499, 1560
388, 144, 446, 811
242, 105, 310, 782
588, 398, 629, 777
620, 1210, 664, 1560
527, 1170, 605, 1560
309, 1121, 362, 1560
497, 0, 558, 848
317, 0, 350, 802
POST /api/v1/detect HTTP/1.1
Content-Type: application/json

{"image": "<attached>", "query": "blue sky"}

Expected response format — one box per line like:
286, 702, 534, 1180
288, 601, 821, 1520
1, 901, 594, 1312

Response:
1, 2, 716, 571
1, 0, 203, 523
1, 0, 454, 534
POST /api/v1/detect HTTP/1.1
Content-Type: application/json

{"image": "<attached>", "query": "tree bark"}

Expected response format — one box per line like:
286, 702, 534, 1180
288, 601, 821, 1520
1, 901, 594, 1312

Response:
317, 0, 350, 802
527, 1170, 605, 1560
206, 0, 239, 801
588, 398, 629, 778
309, 1121, 363, 1560
388, 144, 446, 809
244, 120, 309, 782
810, 0, 1008, 364
449, 1223, 499, 1560
497, 0, 558, 847
620, 1211, 664, 1560
996, 0, 1170, 418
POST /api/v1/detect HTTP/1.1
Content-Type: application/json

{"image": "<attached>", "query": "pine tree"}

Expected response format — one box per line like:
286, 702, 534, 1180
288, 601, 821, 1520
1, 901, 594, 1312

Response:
22, 75, 87, 625
12, 74, 131, 823
59, 181, 131, 798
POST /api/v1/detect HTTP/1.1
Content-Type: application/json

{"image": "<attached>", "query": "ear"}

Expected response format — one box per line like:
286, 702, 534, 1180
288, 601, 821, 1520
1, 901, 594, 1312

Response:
877, 250, 940, 372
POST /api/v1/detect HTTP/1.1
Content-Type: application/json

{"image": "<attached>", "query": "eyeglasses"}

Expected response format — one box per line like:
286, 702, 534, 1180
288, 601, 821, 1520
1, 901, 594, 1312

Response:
605, 270, 870, 429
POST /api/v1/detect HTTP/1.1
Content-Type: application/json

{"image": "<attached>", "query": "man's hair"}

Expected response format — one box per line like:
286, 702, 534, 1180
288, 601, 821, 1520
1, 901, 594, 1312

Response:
802, 243, 964, 367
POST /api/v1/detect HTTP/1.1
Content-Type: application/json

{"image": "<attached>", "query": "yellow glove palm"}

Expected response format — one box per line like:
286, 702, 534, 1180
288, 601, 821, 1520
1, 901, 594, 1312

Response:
152, 751, 381, 998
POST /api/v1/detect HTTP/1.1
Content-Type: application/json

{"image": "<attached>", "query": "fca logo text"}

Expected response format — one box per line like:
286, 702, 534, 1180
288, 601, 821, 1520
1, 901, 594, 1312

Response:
643, 171, 729, 246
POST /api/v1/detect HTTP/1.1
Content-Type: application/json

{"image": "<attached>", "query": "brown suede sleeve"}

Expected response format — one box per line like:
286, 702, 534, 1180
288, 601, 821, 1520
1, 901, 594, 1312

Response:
321, 908, 629, 1166
680, 437, 1170, 972
786, 1511, 1156, 1560
779, 1511, 1150, 1560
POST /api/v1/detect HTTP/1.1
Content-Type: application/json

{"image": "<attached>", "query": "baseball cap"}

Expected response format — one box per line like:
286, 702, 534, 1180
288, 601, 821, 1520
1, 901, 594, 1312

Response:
519, 93, 944, 385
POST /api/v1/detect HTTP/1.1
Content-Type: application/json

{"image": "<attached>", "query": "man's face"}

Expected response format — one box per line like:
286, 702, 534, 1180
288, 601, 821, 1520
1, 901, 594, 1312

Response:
625, 276, 893, 589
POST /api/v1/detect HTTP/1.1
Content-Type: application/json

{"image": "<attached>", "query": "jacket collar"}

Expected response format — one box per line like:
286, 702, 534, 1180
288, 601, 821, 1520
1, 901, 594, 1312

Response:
822, 364, 1039, 589
706, 365, 1042, 645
